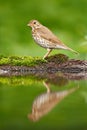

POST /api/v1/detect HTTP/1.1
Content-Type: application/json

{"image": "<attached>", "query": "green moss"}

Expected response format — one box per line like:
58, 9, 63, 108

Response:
0, 76, 43, 86
0, 55, 46, 66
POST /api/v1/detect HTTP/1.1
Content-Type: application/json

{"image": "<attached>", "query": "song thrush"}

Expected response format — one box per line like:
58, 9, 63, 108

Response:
27, 20, 78, 59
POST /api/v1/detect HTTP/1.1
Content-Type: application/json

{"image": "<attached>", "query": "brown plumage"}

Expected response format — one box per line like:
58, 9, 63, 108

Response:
27, 20, 78, 59
28, 87, 78, 122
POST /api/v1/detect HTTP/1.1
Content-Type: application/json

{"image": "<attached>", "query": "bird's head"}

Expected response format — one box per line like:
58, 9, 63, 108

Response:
27, 20, 41, 29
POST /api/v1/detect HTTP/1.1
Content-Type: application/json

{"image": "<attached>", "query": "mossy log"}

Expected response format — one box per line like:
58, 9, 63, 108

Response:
0, 54, 87, 76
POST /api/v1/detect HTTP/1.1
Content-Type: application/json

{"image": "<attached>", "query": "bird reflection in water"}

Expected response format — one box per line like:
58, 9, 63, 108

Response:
28, 82, 79, 122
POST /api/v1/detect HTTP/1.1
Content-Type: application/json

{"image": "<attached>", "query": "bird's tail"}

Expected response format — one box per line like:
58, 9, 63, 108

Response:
66, 47, 79, 55
56, 44, 79, 55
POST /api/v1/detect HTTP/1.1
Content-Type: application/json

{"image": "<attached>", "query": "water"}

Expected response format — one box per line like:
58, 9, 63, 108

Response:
0, 70, 87, 130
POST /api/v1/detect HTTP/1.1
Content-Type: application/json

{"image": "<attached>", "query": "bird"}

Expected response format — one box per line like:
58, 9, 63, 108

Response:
27, 20, 78, 59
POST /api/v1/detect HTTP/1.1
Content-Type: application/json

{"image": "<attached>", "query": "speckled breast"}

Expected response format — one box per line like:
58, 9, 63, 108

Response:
32, 32, 50, 49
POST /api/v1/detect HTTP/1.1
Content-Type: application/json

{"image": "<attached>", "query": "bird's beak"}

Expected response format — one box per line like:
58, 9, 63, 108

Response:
27, 23, 30, 26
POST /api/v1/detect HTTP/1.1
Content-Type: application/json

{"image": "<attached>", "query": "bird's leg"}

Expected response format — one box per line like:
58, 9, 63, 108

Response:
43, 81, 51, 93
43, 49, 52, 59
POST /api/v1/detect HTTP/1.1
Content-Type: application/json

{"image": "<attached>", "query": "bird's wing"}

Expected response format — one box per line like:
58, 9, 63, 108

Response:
37, 26, 78, 54
37, 26, 67, 49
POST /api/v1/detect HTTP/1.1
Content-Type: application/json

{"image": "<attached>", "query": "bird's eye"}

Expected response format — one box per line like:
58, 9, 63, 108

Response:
33, 21, 36, 24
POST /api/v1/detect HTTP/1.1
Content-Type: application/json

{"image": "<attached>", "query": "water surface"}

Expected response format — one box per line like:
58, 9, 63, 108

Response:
0, 71, 87, 130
